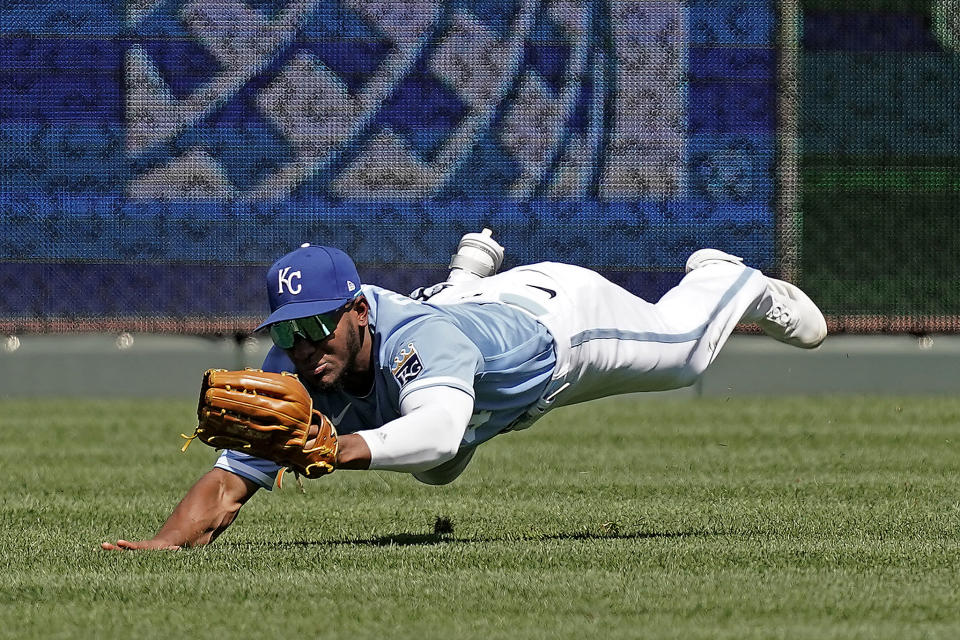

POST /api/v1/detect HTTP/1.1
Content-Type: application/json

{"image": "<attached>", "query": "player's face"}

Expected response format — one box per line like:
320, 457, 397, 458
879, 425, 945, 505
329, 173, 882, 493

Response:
285, 299, 370, 393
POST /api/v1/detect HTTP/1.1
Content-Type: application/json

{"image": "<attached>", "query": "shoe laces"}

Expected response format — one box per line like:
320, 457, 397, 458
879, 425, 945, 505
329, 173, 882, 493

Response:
765, 303, 792, 327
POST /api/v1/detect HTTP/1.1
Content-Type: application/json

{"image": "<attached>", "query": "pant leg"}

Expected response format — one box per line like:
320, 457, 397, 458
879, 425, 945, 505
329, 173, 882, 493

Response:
521, 261, 769, 405
642, 260, 768, 387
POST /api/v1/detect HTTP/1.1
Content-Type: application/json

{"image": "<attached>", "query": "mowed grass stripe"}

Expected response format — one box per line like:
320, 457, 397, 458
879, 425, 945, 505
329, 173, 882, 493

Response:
1, 396, 959, 639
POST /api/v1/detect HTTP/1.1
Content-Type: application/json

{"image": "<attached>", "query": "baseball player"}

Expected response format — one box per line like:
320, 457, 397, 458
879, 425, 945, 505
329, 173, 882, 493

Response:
102, 242, 826, 550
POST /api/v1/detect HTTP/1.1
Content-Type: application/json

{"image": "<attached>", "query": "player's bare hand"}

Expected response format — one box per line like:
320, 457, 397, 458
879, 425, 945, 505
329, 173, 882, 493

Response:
100, 539, 182, 551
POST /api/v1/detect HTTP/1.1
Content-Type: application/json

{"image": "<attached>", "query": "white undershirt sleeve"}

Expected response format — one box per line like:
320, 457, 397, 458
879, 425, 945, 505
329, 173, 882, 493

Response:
357, 385, 474, 472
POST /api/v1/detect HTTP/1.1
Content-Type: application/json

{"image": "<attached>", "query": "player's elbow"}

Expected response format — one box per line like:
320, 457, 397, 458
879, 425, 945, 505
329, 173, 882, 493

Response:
429, 431, 463, 466
431, 399, 472, 464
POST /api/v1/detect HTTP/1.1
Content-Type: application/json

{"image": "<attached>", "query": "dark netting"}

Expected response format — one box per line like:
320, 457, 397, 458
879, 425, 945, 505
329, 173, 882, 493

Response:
4, 1, 950, 335
800, 0, 960, 333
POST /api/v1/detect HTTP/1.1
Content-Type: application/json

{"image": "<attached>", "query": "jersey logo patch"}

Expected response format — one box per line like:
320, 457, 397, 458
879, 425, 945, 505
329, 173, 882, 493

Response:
391, 342, 424, 386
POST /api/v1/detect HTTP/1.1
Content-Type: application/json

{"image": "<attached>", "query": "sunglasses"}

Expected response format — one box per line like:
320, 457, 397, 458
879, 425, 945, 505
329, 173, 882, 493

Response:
268, 300, 355, 350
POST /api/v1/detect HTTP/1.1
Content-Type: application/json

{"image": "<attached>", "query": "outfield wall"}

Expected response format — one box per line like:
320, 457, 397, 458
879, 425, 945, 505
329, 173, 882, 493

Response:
799, 0, 960, 331
1, 0, 784, 332
0, 0, 956, 334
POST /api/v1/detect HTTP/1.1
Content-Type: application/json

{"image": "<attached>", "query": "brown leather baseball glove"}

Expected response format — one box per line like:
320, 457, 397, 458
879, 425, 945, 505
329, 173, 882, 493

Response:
182, 368, 338, 481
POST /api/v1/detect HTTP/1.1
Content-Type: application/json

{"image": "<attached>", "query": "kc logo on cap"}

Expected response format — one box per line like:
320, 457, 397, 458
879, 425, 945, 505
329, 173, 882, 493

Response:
277, 267, 302, 295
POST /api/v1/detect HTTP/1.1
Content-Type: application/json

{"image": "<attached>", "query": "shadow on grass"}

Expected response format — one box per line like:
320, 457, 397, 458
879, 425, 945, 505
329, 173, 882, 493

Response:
229, 529, 717, 549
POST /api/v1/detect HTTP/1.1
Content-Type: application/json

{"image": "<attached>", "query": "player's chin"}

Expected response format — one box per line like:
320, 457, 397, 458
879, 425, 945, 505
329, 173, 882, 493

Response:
304, 367, 342, 392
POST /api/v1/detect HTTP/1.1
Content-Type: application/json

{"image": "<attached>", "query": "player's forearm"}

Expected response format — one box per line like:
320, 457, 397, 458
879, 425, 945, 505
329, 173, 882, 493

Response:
335, 433, 372, 469
152, 469, 256, 548
356, 387, 473, 472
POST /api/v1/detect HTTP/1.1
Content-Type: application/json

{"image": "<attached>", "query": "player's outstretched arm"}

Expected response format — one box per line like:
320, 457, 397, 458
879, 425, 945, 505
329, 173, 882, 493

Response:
101, 468, 259, 551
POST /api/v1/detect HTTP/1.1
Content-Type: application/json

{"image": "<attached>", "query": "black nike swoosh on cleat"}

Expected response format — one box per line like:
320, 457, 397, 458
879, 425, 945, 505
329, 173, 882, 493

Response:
527, 284, 557, 299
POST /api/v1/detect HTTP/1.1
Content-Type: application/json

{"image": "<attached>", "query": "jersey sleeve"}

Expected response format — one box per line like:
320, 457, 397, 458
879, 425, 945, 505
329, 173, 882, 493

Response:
383, 317, 483, 403
214, 449, 281, 491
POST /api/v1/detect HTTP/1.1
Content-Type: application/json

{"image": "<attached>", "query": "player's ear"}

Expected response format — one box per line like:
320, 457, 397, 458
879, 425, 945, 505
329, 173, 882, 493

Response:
353, 296, 369, 326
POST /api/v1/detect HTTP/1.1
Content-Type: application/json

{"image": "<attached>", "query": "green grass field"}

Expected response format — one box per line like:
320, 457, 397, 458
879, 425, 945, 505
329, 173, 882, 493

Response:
2, 395, 960, 639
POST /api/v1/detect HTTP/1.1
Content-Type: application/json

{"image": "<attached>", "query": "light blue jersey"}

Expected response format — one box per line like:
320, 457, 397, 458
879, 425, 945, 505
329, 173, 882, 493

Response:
216, 284, 557, 489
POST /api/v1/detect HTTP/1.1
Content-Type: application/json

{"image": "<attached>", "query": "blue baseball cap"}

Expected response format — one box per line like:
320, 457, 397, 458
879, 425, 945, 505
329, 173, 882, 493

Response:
255, 244, 361, 330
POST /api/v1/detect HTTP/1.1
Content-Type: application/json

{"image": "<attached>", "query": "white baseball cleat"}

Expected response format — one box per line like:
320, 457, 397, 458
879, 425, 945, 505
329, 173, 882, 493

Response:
685, 248, 744, 272
685, 248, 827, 349
756, 277, 828, 349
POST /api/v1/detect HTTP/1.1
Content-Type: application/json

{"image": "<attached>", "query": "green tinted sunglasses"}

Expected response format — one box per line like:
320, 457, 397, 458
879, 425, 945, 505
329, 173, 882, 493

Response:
268, 301, 354, 349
